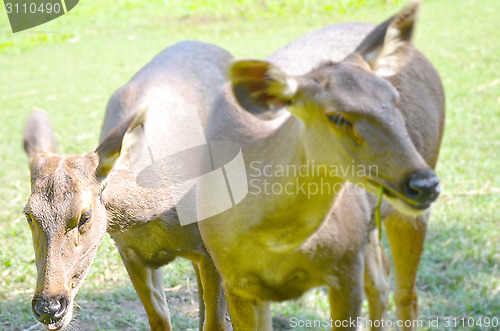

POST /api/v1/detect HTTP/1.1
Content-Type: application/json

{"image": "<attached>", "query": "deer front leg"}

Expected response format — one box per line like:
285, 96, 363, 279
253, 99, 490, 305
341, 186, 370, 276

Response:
364, 227, 390, 330
197, 256, 227, 330
328, 253, 364, 331
192, 262, 206, 330
224, 284, 271, 331
119, 247, 172, 331
384, 212, 428, 331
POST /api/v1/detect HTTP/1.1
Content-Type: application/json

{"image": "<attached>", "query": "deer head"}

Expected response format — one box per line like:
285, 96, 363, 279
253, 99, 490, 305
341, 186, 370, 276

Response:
230, 0, 440, 214
23, 109, 144, 330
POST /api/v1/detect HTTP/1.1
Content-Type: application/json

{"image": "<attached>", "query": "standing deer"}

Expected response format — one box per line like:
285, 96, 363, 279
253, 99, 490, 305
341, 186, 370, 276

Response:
23, 41, 232, 331
198, 1, 444, 330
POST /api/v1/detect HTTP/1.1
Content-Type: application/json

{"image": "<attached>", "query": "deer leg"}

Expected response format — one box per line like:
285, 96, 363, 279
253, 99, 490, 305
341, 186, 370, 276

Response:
364, 227, 390, 331
384, 212, 428, 331
328, 253, 364, 331
197, 257, 227, 330
224, 285, 271, 331
192, 262, 206, 330
119, 247, 172, 331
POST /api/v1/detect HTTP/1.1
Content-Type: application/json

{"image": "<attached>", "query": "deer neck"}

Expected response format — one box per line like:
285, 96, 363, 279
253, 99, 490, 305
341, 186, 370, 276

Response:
101, 169, 176, 232
238, 113, 345, 244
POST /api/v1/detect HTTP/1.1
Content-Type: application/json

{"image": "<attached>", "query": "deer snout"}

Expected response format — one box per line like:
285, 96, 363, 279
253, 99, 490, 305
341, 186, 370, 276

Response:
32, 294, 69, 326
403, 168, 440, 207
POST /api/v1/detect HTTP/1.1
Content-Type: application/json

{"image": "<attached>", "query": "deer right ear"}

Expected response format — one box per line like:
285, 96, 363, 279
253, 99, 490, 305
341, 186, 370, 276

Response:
95, 108, 147, 181
230, 59, 299, 120
354, 0, 420, 77
23, 109, 56, 163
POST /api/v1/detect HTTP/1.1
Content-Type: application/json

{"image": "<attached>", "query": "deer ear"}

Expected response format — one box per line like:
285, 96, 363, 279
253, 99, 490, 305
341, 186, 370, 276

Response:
24, 109, 57, 164
355, 0, 420, 77
230, 59, 299, 120
95, 107, 147, 180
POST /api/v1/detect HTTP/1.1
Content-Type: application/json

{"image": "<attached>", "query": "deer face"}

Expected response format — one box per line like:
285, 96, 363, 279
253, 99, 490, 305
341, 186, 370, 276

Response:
229, 1, 440, 214
298, 58, 439, 213
23, 109, 144, 330
24, 153, 106, 330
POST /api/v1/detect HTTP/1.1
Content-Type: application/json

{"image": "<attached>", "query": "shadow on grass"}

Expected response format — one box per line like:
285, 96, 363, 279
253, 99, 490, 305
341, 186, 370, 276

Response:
410, 197, 499, 331
416, 220, 499, 329
0, 285, 199, 331
1, 198, 497, 331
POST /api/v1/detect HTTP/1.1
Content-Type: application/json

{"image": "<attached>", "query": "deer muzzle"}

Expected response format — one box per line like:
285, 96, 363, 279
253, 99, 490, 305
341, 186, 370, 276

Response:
402, 168, 440, 208
32, 294, 70, 330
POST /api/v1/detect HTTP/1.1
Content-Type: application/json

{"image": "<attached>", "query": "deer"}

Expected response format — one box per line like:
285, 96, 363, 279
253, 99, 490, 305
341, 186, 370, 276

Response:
22, 41, 233, 331
197, 1, 444, 330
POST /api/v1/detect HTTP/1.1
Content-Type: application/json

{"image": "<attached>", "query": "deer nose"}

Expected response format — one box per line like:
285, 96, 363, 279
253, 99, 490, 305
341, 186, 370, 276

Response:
403, 168, 440, 205
32, 295, 68, 324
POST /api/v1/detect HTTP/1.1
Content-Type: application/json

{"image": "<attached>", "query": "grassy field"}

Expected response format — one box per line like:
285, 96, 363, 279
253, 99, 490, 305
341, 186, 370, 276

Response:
0, 0, 499, 330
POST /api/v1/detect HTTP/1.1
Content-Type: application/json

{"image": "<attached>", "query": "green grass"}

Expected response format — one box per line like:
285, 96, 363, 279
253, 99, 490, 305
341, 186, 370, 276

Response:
0, 0, 499, 330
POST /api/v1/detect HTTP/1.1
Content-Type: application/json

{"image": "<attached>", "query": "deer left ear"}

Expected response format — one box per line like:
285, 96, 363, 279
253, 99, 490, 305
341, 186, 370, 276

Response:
230, 59, 299, 120
355, 0, 420, 77
95, 107, 147, 180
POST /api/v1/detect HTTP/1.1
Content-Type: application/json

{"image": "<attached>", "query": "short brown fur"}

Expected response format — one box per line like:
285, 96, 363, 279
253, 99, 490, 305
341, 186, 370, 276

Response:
23, 41, 233, 331
199, 2, 444, 330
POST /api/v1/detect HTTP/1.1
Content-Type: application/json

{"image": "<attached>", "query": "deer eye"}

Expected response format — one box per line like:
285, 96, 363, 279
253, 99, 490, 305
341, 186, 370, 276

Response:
24, 212, 34, 225
79, 209, 92, 227
327, 112, 352, 129
327, 113, 363, 143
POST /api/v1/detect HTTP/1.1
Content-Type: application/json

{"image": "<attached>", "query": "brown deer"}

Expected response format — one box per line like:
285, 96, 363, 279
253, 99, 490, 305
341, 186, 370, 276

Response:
197, 1, 444, 330
23, 41, 232, 331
